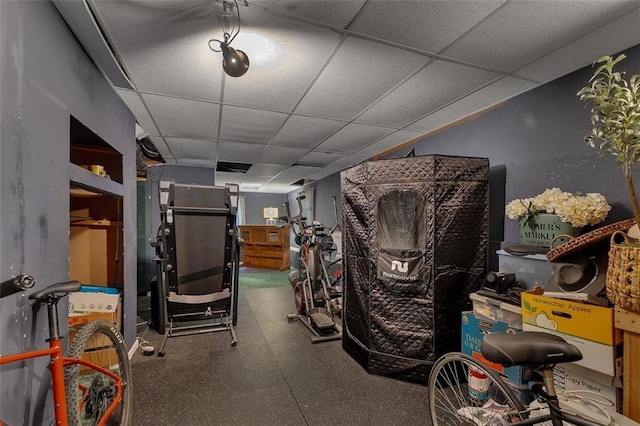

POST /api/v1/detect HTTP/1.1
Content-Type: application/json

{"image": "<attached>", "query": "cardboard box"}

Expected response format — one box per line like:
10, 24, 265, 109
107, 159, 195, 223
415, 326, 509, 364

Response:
68, 291, 121, 349
554, 363, 622, 413
461, 312, 534, 384
69, 226, 108, 286
521, 290, 616, 376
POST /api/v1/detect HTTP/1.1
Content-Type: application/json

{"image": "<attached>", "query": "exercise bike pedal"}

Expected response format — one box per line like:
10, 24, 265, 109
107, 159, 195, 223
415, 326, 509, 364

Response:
308, 307, 335, 330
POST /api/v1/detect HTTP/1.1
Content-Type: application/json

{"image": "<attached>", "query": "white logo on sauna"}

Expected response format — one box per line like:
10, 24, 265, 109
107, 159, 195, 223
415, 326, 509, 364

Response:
390, 260, 408, 273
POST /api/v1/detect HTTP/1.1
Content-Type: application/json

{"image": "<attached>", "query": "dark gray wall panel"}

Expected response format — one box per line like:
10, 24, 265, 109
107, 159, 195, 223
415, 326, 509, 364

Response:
1, 2, 135, 423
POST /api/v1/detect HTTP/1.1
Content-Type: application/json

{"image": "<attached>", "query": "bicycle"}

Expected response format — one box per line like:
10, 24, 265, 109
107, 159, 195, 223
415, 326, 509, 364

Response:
428, 331, 615, 426
0, 274, 132, 425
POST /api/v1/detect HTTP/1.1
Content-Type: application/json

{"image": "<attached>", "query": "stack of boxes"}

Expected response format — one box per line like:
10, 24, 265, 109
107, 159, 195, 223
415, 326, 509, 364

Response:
461, 293, 535, 405
462, 248, 623, 412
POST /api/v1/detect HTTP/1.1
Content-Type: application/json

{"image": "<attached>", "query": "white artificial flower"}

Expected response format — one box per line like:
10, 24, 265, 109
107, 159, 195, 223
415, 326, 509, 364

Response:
505, 188, 611, 228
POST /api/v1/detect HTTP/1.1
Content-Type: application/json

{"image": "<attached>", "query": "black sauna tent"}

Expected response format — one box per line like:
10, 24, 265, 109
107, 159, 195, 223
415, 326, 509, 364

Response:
341, 155, 489, 384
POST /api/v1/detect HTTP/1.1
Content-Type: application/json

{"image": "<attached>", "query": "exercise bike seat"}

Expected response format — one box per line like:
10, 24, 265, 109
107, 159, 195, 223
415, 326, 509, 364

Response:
308, 307, 335, 330
481, 331, 582, 367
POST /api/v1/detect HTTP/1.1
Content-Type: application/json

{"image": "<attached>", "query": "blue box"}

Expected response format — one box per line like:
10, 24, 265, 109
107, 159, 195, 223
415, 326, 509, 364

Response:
461, 311, 533, 384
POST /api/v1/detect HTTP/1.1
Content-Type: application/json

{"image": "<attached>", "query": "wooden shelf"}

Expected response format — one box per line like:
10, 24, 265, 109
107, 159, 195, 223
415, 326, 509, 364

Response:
70, 164, 124, 197
240, 225, 290, 271
615, 307, 640, 421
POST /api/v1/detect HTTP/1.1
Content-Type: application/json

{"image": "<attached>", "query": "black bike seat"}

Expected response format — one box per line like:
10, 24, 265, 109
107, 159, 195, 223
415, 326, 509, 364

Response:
481, 331, 582, 367
29, 281, 82, 302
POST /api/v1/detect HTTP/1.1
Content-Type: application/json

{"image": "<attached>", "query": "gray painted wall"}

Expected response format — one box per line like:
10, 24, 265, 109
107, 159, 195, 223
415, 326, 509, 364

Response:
242, 192, 286, 225
1, 2, 135, 424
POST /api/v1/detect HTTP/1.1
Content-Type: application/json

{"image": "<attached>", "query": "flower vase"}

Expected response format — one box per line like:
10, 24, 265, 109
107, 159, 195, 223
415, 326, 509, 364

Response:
518, 213, 580, 248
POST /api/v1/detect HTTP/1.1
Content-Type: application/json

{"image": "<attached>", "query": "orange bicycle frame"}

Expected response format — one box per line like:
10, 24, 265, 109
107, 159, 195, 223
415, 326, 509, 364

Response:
0, 335, 123, 426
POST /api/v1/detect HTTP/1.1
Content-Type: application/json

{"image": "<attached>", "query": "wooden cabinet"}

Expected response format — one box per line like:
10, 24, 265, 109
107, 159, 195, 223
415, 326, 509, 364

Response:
240, 225, 290, 271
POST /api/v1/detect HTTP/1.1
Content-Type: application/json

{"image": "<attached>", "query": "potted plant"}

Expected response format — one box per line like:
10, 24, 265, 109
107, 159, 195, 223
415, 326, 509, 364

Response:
578, 54, 640, 311
577, 54, 640, 229
505, 188, 610, 247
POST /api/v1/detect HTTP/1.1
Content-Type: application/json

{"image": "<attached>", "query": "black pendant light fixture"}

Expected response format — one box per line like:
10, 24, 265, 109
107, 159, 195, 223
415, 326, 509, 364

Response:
208, 0, 249, 78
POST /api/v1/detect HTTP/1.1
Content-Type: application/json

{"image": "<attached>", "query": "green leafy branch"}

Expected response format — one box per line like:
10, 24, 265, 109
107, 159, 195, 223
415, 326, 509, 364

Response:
577, 54, 640, 227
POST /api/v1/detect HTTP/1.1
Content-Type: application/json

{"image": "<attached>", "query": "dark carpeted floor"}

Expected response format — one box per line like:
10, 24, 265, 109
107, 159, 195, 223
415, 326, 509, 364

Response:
131, 286, 428, 425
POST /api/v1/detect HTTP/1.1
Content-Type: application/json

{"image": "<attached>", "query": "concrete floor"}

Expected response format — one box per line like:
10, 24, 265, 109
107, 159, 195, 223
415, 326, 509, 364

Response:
131, 287, 429, 425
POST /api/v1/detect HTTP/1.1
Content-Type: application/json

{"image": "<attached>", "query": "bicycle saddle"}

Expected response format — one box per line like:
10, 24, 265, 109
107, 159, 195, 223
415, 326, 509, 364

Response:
29, 281, 82, 302
481, 331, 582, 366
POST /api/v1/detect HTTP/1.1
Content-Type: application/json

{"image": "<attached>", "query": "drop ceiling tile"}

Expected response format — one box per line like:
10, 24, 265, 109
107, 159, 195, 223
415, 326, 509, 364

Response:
117, 89, 159, 135
246, 164, 286, 177
270, 116, 345, 149
295, 36, 429, 120
217, 141, 265, 163
358, 60, 500, 127
256, 183, 297, 194
143, 93, 219, 139
257, 146, 308, 165
249, 1, 365, 28
219, 105, 288, 144
270, 165, 321, 184
93, 1, 222, 101
354, 130, 425, 158
406, 76, 538, 133
316, 123, 394, 154
351, 0, 505, 54
514, 7, 640, 83
177, 158, 216, 168
220, 7, 344, 111
306, 155, 369, 180
216, 172, 270, 185
296, 151, 345, 167
164, 137, 217, 160
442, 1, 639, 72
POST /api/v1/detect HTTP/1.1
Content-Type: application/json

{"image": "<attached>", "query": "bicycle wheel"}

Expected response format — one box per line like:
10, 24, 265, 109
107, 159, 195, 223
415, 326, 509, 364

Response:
428, 352, 527, 425
65, 320, 132, 426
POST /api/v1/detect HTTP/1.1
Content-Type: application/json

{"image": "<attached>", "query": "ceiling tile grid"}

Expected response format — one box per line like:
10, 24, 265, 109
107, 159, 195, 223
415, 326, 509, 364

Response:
143, 93, 220, 140
54, 1, 640, 193
350, 0, 506, 54
219, 105, 289, 144
256, 145, 309, 166
357, 59, 502, 128
117, 89, 159, 135
406, 76, 539, 133
163, 137, 218, 160
94, 0, 224, 100
514, 5, 640, 83
316, 123, 395, 154
353, 129, 426, 158
269, 115, 345, 149
441, 0, 639, 73
294, 36, 430, 120
217, 140, 267, 163
220, 6, 345, 111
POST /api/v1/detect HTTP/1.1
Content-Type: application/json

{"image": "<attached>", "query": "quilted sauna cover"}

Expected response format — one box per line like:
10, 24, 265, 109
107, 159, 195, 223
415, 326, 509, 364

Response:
341, 155, 489, 384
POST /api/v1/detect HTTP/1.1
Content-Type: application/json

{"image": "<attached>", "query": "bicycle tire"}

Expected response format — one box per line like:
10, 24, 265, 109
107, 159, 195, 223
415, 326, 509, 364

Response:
64, 320, 132, 426
428, 352, 527, 425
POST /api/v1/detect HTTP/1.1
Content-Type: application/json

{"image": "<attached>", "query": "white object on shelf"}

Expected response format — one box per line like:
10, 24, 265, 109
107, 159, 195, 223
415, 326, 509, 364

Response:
497, 249, 552, 289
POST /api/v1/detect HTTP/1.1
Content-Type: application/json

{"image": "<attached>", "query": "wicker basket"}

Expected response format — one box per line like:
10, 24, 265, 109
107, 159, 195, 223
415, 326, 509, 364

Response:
606, 230, 640, 312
